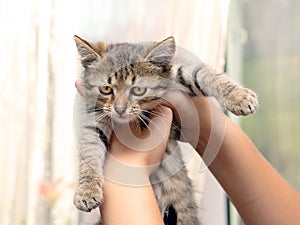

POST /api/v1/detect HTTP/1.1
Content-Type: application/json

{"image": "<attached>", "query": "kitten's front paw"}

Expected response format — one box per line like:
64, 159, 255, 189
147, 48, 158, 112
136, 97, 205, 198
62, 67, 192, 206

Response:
74, 180, 103, 212
224, 88, 258, 116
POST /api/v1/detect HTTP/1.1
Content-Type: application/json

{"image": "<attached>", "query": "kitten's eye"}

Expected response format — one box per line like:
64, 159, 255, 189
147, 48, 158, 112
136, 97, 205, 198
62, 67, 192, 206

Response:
99, 85, 113, 95
131, 87, 147, 96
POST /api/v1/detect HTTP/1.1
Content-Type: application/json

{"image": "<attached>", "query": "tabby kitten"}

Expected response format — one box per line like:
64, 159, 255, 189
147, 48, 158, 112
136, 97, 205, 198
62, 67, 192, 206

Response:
73, 36, 258, 225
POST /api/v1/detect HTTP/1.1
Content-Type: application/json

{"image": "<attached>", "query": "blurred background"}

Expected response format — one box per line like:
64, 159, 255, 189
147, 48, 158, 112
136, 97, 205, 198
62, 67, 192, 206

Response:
0, 0, 299, 225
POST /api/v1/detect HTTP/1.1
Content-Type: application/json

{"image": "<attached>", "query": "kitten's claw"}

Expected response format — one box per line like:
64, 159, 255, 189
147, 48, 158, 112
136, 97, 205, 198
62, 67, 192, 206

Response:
224, 87, 258, 116
74, 181, 103, 212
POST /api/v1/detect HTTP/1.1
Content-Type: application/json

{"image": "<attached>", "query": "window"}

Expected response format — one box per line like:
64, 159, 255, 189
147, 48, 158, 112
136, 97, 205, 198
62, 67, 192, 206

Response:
227, 0, 300, 224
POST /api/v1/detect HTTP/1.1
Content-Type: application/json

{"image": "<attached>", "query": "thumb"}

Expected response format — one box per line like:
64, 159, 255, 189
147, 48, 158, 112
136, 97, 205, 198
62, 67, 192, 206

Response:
75, 79, 85, 96
149, 106, 173, 144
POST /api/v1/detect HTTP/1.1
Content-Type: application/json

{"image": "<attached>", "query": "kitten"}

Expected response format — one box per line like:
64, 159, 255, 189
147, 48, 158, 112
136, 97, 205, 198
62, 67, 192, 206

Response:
73, 36, 258, 224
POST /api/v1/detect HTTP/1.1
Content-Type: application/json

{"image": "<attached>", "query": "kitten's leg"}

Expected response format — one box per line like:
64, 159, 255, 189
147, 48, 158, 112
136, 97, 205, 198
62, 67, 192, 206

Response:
154, 169, 201, 225
74, 124, 110, 212
191, 64, 258, 116
152, 142, 202, 225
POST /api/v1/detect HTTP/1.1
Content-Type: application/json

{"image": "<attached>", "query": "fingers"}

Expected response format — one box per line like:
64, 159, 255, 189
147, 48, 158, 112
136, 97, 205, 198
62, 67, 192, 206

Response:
75, 78, 84, 96
162, 91, 194, 126
151, 106, 173, 125
107, 106, 173, 171
128, 106, 172, 140
149, 106, 173, 144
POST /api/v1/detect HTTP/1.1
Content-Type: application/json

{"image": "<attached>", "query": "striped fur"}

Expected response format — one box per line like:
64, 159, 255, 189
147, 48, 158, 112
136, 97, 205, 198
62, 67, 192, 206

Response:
73, 36, 258, 224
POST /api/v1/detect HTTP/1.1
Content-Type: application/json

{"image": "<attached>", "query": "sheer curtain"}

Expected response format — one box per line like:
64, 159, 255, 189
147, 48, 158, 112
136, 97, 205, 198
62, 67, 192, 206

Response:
0, 0, 229, 224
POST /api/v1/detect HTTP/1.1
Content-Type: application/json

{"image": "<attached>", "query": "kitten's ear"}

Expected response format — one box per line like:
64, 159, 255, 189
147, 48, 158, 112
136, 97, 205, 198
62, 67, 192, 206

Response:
146, 37, 175, 65
73, 35, 107, 67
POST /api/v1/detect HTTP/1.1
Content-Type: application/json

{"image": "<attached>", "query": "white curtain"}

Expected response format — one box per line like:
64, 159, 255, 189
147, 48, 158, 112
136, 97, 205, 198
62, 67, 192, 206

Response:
0, 0, 229, 224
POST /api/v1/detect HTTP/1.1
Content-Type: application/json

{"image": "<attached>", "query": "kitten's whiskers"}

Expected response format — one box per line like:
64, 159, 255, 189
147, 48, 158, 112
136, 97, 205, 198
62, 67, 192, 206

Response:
139, 113, 167, 138
95, 112, 109, 122
138, 114, 150, 130
141, 109, 186, 140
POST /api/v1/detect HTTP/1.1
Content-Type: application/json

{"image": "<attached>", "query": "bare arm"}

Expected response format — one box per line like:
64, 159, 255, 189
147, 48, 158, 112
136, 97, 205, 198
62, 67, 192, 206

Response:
100, 180, 163, 225
193, 96, 300, 225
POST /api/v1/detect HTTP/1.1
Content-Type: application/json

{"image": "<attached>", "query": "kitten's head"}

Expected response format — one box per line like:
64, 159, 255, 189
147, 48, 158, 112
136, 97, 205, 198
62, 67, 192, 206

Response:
74, 36, 177, 123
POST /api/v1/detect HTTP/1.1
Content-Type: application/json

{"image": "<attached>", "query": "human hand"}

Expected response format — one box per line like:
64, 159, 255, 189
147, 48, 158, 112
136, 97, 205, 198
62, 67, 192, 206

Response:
104, 106, 173, 185
109, 106, 173, 167
162, 91, 211, 149
163, 91, 226, 158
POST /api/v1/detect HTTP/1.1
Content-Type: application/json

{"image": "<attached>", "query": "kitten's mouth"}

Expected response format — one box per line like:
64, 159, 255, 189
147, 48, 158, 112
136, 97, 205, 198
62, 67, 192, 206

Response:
111, 113, 136, 124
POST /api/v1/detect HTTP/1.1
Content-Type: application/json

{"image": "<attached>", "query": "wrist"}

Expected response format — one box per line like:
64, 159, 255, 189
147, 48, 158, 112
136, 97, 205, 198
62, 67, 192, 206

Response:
195, 99, 227, 161
104, 153, 154, 186
194, 98, 213, 155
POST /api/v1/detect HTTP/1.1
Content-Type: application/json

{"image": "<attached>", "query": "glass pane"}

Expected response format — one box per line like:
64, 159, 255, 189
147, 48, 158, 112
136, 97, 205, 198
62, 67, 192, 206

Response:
242, 0, 300, 191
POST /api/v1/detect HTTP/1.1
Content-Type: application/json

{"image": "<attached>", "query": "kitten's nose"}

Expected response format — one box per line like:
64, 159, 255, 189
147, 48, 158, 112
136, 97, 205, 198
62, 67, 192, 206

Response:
114, 106, 127, 115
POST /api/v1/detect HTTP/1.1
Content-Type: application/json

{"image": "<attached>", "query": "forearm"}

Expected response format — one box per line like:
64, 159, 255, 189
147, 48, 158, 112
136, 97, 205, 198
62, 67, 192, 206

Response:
100, 150, 164, 225
100, 178, 164, 225
197, 99, 300, 225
